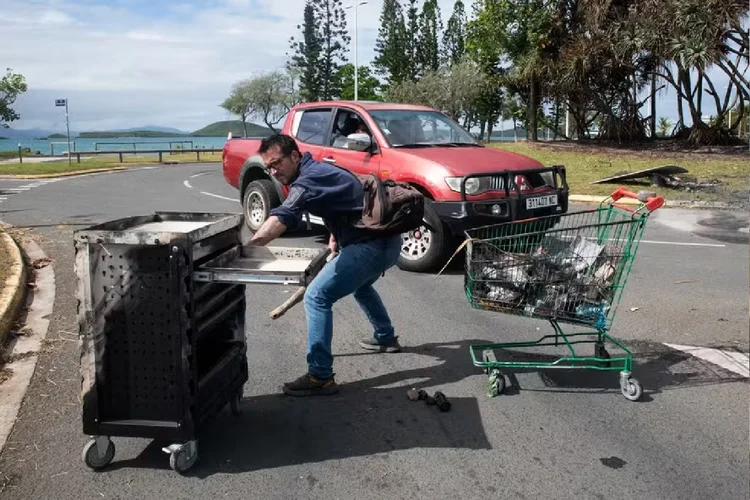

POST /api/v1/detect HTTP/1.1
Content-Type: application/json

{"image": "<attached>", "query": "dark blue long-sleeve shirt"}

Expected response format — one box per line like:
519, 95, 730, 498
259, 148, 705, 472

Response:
269, 152, 377, 248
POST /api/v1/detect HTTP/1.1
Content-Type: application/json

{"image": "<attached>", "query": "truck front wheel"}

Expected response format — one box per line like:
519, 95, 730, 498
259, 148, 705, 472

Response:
243, 179, 280, 232
397, 202, 453, 273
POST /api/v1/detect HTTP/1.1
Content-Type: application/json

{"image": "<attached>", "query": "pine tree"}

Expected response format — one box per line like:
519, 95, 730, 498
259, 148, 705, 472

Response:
442, 0, 467, 68
417, 0, 443, 76
372, 0, 409, 86
288, 2, 322, 102
404, 0, 420, 81
313, 0, 350, 100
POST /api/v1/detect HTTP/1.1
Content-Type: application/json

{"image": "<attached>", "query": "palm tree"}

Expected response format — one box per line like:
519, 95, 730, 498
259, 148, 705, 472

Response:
657, 117, 673, 137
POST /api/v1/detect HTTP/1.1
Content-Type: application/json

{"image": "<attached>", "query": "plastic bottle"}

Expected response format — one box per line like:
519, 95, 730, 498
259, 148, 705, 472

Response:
576, 301, 610, 326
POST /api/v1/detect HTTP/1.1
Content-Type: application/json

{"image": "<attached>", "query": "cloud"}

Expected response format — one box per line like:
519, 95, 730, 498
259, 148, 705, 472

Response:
4, 0, 409, 130
125, 31, 189, 43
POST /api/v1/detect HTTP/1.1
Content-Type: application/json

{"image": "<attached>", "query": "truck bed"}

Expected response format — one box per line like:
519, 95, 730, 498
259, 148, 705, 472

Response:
222, 137, 264, 189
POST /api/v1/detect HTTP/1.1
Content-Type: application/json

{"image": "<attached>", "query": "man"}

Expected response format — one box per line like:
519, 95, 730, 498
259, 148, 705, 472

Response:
249, 134, 402, 397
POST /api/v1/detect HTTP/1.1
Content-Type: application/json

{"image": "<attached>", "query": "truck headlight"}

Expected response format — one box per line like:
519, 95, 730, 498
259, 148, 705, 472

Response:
445, 177, 482, 194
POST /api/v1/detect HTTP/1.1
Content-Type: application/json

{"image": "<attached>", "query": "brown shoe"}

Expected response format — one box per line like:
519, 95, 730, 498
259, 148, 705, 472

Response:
282, 373, 339, 396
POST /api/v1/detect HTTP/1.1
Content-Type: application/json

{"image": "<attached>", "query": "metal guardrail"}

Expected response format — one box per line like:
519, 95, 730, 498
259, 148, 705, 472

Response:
67, 148, 223, 163
93, 140, 195, 151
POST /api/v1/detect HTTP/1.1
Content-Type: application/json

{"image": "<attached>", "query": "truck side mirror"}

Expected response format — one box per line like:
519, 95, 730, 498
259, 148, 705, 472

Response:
346, 133, 372, 152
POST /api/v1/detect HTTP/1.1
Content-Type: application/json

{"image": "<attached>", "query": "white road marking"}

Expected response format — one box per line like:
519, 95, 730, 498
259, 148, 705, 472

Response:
663, 343, 750, 378
7, 187, 30, 192
560, 234, 726, 248
200, 191, 238, 202
190, 172, 210, 179
638, 239, 725, 248
183, 179, 193, 189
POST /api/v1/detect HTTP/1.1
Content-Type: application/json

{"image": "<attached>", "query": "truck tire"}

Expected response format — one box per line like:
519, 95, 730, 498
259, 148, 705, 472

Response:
397, 202, 453, 273
243, 179, 280, 232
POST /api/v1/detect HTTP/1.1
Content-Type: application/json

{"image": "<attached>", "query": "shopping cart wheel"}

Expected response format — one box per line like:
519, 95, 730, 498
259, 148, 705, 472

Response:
164, 441, 198, 474
487, 369, 506, 397
620, 377, 643, 401
230, 391, 242, 416
82, 436, 115, 471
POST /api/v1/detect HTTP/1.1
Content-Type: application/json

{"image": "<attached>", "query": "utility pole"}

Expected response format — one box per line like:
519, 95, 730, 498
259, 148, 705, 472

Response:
55, 98, 71, 166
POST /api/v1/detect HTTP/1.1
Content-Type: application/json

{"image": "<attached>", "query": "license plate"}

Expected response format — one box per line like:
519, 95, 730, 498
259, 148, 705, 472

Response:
526, 194, 558, 210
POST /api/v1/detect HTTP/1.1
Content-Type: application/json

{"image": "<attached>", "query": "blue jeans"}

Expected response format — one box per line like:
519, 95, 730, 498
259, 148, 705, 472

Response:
303, 234, 402, 379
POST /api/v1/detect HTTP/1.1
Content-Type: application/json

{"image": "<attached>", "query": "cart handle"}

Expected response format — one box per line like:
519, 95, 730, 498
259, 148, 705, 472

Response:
608, 188, 664, 213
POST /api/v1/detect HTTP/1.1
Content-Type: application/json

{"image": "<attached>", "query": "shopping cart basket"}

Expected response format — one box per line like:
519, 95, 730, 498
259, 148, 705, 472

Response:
463, 188, 664, 401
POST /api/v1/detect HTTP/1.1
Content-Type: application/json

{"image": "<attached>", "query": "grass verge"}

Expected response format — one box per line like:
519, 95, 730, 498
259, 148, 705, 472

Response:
0, 151, 222, 176
490, 141, 748, 203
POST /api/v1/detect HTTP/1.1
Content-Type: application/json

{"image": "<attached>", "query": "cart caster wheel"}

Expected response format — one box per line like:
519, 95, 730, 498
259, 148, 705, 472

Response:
230, 393, 242, 416
164, 441, 198, 474
82, 437, 115, 470
621, 378, 642, 401
487, 369, 506, 398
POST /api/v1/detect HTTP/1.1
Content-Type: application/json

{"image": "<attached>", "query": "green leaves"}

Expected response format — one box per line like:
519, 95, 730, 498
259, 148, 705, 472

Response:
337, 64, 382, 101
0, 69, 28, 127
287, 0, 350, 101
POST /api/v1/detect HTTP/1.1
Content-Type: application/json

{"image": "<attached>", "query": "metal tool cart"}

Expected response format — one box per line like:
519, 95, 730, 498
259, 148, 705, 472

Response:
75, 212, 329, 474
462, 189, 664, 401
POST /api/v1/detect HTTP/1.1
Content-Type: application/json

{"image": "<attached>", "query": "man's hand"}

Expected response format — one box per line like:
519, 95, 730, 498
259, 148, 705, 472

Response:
249, 216, 287, 246
328, 233, 338, 259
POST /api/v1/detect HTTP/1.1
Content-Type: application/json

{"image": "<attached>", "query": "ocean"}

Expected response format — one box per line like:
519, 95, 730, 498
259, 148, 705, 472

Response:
0, 136, 230, 154
0, 133, 522, 154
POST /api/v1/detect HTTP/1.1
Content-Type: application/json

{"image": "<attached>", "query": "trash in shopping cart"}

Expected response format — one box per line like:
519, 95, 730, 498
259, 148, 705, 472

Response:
469, 233, 623, 325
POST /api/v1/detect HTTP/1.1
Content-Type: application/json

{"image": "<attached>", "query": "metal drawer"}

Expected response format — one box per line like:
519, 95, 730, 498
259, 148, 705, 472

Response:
193, 245, 330, 285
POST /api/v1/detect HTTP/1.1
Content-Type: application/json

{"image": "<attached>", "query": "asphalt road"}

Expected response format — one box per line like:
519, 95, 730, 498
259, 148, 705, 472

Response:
0, 164, 747, 500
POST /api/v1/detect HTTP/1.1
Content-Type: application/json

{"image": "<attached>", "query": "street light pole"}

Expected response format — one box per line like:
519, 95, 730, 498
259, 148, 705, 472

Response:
65, 99, 72, 167
347, 1, 367, 101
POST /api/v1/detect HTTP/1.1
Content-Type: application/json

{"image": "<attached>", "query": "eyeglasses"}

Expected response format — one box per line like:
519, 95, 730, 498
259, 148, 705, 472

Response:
265, 154, 287, 171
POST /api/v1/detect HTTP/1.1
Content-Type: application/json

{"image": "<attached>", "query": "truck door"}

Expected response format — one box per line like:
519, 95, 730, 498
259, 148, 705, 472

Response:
319, 108, 381, 176
289, 107, 335, 163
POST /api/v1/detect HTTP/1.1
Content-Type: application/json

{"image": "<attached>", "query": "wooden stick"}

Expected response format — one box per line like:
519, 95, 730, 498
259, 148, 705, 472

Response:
270, 286, 306, 320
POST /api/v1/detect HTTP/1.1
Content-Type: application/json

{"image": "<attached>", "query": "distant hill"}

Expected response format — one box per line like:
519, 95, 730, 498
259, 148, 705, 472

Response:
191, 121, 273, 137
114, 125, 189, 134
48, 133, 67, 138
2, 127, 61, 139
78, 130, 185, 138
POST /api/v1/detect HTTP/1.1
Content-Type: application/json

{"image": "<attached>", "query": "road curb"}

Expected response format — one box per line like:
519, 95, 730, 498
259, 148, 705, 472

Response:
568, 194, 733, 210
0, 229, 55, 454
0, 227, 27, 347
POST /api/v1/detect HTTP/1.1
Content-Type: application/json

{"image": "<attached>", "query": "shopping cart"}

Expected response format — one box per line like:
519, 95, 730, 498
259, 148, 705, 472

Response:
462, 188, 664, 401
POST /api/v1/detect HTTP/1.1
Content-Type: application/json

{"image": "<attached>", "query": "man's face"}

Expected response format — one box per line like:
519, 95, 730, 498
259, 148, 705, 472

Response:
261, 145, 300, 185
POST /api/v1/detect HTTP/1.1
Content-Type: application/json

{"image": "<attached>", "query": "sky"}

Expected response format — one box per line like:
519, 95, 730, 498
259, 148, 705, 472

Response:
2, 0, 736, 133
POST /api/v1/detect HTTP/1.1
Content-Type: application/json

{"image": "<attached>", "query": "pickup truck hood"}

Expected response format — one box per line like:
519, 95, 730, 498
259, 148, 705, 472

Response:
396, 145, 544, 175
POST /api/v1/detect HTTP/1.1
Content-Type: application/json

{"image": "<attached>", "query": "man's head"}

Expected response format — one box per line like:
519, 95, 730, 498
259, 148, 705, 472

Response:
258, 134, 302, 185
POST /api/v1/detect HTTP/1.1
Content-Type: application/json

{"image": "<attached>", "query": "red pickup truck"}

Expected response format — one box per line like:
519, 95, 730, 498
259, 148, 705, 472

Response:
222, 100, 569, 272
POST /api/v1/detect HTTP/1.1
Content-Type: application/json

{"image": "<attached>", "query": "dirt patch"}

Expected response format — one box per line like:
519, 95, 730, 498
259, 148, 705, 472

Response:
490, 141, 749, 205
530, 140, 750, 161
0, 366, 11, 385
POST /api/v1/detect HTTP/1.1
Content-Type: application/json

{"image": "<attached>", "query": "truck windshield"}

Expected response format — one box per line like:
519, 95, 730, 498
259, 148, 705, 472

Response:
368, 110, 479, 148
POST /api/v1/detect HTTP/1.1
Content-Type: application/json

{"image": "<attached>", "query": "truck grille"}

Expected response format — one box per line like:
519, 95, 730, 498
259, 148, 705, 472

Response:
487, 173, 548, 191
489, 176, 505, 191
